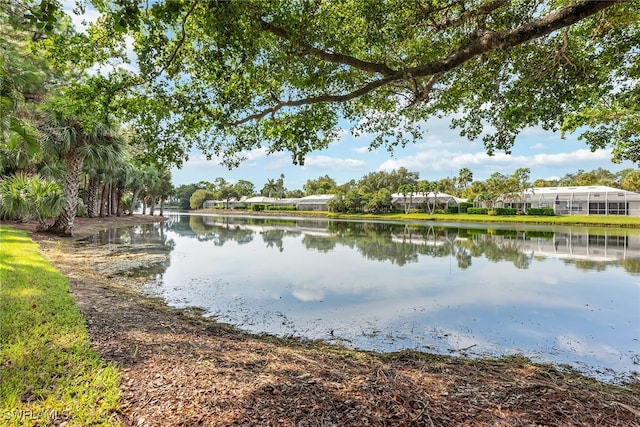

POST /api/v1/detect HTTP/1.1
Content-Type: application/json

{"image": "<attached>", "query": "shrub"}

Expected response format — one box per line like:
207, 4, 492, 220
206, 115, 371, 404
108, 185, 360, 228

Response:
526, 207, 555, 216
76, 199, 87, 217
467, 207, 488, 214
458, 202, 473, 213
0, 173, 30, 220
0, 174, 62, 229
189, 189, 215, 209
251, 203, 266, 211
266, 205, 297, 211
447, 206, 459, 214
29, 178, 63, 228
489, 208, 517, 216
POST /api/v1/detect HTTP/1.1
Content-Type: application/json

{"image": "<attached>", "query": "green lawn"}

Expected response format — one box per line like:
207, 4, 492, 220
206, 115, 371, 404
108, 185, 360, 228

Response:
0, 226, 120, 426
327, 212, 640, 227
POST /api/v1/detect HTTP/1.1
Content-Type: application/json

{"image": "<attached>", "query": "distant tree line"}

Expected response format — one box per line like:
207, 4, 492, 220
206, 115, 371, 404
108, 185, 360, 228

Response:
179, 167, 640, 211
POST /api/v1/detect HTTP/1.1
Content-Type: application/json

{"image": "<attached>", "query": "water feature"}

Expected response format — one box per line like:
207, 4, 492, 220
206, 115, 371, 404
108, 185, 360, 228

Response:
77, 213, 640, 383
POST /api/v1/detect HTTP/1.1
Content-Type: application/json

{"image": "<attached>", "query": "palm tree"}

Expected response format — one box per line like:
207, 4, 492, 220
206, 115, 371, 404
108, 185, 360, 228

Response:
40, 108, 120, 235
416, 180, 431, 213
0, 69, 42, 176
127, 164, 150, 215
277, 173, 286, 198
113, 162, 134, 217
156, 168, 173, 216
140, 164, 166, 215
397, 184, 414, 214
82, 136, 127, 217
457, 168, 473, 192
261, 178, 278, 198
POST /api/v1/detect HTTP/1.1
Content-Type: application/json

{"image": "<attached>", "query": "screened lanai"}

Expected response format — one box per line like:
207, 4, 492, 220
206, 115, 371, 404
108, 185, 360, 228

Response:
499, 186, 640, 216
296, 194, 335, 211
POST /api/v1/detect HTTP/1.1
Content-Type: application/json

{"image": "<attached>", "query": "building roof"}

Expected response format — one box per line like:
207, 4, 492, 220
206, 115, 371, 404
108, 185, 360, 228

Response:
525, 186, 640, 201
297, 194, 335, 204
244, 196, 276, 204
529, 186, 636, 195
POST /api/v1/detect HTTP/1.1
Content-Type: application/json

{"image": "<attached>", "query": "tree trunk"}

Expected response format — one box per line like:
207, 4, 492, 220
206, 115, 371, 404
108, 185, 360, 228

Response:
99, 182, 109, 217
87, 175, 100, 218
49, 147, 84, 236
129, 188, 141, 215
111, 181, 118, 215
116, 183, 125, 216
159, 197, 165, 216
142, 197, 147, 215
149, 197, 156, 216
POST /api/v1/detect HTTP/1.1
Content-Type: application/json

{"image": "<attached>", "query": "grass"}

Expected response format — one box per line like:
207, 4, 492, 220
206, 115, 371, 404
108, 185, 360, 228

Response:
0, 226, 120, 426
326, 212, 640, 227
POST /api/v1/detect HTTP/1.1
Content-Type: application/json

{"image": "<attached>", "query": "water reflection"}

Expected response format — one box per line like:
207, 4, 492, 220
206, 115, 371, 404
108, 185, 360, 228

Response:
89, 213, 639, 383
75, 222, 175, 278
167, 214, 640, 274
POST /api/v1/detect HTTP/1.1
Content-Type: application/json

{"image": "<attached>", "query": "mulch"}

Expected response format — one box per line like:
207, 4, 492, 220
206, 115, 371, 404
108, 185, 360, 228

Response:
3, 215, 639, 426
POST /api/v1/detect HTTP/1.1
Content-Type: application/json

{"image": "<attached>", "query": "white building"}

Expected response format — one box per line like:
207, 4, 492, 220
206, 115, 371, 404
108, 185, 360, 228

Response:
296, 194, 335, 211
202, 196, 247, 209
498, 186, 640, 216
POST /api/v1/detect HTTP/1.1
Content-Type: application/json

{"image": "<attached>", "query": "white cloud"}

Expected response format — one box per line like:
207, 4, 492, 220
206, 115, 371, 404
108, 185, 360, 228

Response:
244, 147, 270, 161
352, 146, 372, 154
180, 154, 223, 168
531, 149, 611, 165
378, 148, 613, 175
304, 155, 367, 170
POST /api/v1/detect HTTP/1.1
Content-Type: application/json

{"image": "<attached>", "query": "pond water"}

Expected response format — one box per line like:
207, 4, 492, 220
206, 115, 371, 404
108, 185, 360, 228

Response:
78, 213, 640, 383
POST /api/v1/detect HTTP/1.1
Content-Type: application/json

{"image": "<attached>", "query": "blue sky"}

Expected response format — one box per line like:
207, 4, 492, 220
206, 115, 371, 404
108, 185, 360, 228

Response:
169, 118, 634, 191
63, 2, 635, 192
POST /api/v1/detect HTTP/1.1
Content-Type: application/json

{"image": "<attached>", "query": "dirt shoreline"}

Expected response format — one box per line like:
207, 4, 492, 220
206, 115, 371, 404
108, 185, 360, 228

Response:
3, 215, 640, 426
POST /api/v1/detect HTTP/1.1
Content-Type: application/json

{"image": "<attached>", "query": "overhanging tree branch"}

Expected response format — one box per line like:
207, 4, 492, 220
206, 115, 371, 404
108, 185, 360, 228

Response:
257, 18, 396, 76
227, 0, 621, 127
413, 0, 621, 76
150, 0, 199, 79
229, 76, 395, 126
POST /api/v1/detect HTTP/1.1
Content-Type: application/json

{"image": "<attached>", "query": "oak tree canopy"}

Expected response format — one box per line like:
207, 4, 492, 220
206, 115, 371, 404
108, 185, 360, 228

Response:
36, 1, 640, 167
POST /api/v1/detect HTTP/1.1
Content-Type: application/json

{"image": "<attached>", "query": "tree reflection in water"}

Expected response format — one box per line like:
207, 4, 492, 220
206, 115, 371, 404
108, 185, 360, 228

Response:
162, 214, 640, 274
